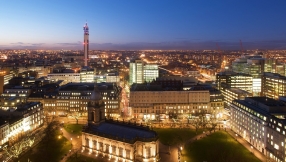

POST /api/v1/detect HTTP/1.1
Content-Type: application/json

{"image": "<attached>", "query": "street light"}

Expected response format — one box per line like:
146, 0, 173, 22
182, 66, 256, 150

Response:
251, 146, 253, 153
235, 134, 238, 140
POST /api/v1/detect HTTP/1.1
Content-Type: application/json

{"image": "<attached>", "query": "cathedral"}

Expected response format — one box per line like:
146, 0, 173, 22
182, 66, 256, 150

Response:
82, 85, 159, 162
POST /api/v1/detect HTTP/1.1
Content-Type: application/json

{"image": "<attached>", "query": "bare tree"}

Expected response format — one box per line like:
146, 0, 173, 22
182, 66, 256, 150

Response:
70, 112, 81, 124
191, 117, 202, 134
207, 116, 218, 133
3, 135, 35, 160
44, 106, 58, 124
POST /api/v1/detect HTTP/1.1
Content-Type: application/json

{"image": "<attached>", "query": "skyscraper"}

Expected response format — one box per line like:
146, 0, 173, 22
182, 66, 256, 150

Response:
83, 23, 89, 66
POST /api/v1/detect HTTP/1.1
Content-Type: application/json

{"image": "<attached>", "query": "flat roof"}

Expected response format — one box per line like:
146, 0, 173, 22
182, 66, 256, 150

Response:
247, 97, 286, 107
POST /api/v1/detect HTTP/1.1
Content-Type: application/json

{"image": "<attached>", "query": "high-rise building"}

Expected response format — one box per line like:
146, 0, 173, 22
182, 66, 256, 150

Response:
144, 64, 159, 83
129, 59, 159, 85
83, 23, 89, 66
129, 59, 144, 85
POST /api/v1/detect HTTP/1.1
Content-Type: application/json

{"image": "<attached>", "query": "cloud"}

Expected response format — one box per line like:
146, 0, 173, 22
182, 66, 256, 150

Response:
10, 42, 24, 44
55, 43, 81, 46
31, 43, 45, 46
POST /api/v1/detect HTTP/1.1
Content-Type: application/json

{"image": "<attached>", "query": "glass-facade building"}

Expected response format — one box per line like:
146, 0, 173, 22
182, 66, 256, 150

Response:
129, 60, 144, 85
129, 60, 159, 85
144, 64, 159, 83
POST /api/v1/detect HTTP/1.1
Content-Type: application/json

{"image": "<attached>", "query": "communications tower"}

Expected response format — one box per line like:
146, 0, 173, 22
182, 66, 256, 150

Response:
83, 22, 89, 66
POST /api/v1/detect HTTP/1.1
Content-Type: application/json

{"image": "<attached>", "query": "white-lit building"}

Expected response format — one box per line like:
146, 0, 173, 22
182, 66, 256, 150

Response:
47, 72, 80, 85
0, 120, 9, 146
230, 97, 286, 162
129, 59, 144, 85
144, 64, 159, 83
0, 102, 44, 147
80, 67, 95, 83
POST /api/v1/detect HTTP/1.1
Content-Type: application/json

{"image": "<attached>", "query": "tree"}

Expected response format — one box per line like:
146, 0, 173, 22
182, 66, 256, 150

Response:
191, 117, 202, 134
70, 112, 81, 124
3, 135, 35, 160
207, 116, 218, 133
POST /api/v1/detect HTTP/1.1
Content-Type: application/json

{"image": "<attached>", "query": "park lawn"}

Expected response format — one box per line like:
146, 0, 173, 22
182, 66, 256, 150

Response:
67, 153, 101, 162
64, 124, 83, 135
18, 133, 72, 162
154, 128, 204, 146
182, 131, 261, 162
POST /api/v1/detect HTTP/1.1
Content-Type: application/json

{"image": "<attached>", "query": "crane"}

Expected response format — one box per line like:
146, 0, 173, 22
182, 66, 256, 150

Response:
240, 40, 244, 54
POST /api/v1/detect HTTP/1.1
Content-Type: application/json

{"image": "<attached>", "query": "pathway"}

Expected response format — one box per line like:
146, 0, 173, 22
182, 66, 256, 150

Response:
226, 129, 266, 162
60, 125, 82, 162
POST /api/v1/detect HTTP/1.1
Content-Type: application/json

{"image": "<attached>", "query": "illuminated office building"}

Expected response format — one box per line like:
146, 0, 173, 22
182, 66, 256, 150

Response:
129, 59, 144, 85
144, 64, 159, 83
262, 72, 286, 99
222, 87, 252, 106
230, 97, 286, 162
80, 67, 95, 83
129, 60, 159, 85
216, 71, 253, 93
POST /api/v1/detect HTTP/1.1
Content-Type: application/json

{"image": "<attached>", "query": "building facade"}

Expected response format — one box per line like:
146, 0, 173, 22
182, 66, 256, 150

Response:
144, 64, 159, 83
0, 102, 44, 147
28, 83, 122, 120
262, 72, 286, 100
47, 72, 80, 85
216, 71, 253, 94
230, 97, 286, 162
129, 84, 211, 120
129, 59, 144, 85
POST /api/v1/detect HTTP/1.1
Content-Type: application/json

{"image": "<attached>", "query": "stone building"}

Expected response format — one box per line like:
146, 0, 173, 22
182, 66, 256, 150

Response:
82, 85, 159, 162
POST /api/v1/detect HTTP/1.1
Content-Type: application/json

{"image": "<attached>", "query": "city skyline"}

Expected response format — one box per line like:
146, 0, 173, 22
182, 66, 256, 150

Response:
1, 0, 286, 50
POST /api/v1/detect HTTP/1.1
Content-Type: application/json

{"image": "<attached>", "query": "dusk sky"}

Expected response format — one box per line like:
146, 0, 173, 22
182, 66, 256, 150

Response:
1, 0, 286, 50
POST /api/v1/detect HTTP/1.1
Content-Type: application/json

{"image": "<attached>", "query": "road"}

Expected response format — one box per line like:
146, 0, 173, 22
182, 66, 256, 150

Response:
121, 83, 130, 118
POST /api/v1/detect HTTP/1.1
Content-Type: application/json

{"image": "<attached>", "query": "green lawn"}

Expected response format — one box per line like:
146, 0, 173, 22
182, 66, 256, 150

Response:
182, 131, 261, 162
154, 128, 204, 146
64, 124, 83, 135
67, 153, 101, 162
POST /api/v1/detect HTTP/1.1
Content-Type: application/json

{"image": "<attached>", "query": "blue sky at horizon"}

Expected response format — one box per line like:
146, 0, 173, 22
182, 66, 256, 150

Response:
1, 0, 286, 50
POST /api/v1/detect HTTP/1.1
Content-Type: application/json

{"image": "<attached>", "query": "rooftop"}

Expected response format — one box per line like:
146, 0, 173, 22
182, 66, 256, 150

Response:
247, 97, 286, 107
83, 120, 157, 143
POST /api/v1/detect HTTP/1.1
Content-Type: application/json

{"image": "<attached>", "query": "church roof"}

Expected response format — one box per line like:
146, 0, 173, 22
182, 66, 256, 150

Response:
83, 120, 157, 143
